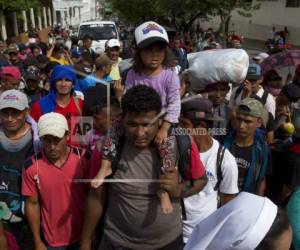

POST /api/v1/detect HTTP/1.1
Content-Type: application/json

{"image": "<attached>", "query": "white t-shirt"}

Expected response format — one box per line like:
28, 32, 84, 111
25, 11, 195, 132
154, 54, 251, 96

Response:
229, 86, 276, 117
183, 138, 239, 243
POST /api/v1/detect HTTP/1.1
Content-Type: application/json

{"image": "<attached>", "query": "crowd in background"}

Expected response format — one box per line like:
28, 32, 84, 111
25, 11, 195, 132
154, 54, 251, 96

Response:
0, 20, 299, 250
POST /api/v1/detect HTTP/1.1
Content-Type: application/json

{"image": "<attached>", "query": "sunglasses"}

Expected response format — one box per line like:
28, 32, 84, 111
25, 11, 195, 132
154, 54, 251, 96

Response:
9, 52, 18, 56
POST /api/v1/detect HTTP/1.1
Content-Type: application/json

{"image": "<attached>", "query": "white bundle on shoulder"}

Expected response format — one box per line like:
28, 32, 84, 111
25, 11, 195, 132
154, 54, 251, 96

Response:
186, 49, 249, 91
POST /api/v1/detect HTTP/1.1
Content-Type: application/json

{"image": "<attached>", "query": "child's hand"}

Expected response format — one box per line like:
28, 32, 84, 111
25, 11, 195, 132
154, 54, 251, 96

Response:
114, 79, 124, 102
155, 126, 169, 145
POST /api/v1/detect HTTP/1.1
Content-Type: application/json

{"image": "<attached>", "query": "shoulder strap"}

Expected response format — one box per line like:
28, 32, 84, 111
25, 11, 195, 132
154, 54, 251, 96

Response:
261, 90, 269, 106
234, 85, 244, 102
176, 134, 192, 178
173, 130, 192, 221
110, 135, 126, 176
214, 144, 225, 191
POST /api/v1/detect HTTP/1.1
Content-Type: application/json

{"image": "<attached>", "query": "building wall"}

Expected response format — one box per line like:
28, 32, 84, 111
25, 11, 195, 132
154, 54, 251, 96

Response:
53, 0, 86, 26
199, 0, 300, 45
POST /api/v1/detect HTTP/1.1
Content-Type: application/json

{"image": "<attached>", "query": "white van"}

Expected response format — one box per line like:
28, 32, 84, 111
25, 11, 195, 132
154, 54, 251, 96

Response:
78, 21, 119, 54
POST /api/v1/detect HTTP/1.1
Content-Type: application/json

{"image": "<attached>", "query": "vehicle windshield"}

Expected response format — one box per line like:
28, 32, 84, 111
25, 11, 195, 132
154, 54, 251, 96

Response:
78, 24, 117, 40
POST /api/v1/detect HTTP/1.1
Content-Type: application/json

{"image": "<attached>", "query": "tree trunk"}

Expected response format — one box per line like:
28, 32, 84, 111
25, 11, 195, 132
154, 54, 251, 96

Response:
216, 12, 231, 47
181, 11, 203, 33
224, 15, 231, 34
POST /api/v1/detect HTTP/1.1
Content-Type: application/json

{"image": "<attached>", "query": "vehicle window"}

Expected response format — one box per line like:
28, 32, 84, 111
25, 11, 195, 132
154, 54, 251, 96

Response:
78, 24, 118, 40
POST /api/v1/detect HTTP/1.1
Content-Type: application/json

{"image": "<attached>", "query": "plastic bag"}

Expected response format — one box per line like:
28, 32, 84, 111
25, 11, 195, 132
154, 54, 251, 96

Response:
186, 49, 249, 91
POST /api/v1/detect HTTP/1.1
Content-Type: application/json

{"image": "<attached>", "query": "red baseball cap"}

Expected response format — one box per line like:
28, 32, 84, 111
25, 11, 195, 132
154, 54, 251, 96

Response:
0, 66, 21, 81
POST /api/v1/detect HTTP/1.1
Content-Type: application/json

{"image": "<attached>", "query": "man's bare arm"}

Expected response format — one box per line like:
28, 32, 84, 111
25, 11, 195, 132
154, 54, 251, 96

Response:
80, 185, 107, 250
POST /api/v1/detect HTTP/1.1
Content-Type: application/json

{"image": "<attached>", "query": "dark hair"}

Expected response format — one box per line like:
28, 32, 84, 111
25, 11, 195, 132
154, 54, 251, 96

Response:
71, 36, 79, 45
204, 33, 212, 40
45, 61, 60, 75
30, 45, 40, 52
256, 207, 291, 250
170, 50, 179, 61
194, 120, 214, 129
53, 44, 65, 53
92, 97, 120, 115
83, 34, 93, 41
121, 85, 162, 116
133, 42, 173, 73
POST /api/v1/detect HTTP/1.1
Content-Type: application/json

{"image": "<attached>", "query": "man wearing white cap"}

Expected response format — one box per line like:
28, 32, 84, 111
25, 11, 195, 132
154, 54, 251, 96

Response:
22, 112, 90, 250
105, 38, 122, 82
184, 192, 292, 250
0, 89, 39, 248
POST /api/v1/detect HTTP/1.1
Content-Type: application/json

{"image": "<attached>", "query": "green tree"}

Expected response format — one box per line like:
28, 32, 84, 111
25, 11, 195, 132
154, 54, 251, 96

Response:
158, 0, 214, 31
111, 0, 215, 30
210, 0, 260, 35
0, 0, 42, 11
111, 0, 161, 25
111, 0, 260, 34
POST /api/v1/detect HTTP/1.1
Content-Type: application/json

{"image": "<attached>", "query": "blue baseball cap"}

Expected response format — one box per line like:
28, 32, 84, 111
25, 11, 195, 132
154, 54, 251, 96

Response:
71, 48, 82, 58
246, 63, 262, 80
18, 43, 27, 51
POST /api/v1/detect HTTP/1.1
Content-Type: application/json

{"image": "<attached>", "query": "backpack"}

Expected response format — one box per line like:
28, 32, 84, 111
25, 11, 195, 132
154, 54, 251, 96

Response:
111, 133, 192, 178
234, 85, 269, 106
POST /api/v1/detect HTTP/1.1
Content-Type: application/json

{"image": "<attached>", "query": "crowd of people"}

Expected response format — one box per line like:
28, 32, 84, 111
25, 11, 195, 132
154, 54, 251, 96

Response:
0, 20, 299, 250
265, 26, 291, 54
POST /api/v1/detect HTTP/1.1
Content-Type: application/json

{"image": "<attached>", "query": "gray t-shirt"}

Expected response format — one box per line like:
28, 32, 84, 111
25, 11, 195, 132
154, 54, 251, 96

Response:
104, 142, 182, 249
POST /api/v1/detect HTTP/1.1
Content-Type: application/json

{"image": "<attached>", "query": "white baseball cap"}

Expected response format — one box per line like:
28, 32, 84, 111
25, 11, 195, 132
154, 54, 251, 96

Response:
134, 21, 169, 49
106, 39, 121, 48
0, 90, 29, 111
38, 112, 69, 138
253, 52, 269, 61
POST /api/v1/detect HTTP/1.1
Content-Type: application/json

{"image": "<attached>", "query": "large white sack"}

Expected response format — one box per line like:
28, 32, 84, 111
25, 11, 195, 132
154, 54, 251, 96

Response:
186, 49, 249, 91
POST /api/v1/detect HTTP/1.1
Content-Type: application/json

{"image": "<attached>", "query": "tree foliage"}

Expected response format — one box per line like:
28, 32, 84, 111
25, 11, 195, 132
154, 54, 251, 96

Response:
111, 0, 260, 33
209, 0, 260, 34
0, 0, 48, 11
111, 0, 160, 24
111, 0, 216, 30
